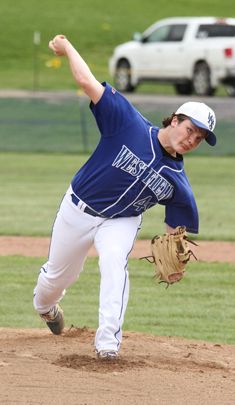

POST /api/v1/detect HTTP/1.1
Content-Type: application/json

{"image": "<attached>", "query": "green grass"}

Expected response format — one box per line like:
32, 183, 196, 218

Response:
1, 0, 235, 92
0, 152, 87, 236
0, 256, 234, 344
1, 1, 234, 349
0, 152, 234, 240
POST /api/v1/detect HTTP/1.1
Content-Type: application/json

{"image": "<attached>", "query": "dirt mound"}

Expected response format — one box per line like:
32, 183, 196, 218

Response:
0, 327, 235, 405
1, 237, 235, 404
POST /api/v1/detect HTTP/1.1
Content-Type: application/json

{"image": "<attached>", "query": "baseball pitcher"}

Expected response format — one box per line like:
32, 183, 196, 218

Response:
33, 35, 217, 360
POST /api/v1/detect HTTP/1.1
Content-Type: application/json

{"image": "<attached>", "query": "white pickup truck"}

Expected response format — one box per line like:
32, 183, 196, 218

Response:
109, 17, 235, 96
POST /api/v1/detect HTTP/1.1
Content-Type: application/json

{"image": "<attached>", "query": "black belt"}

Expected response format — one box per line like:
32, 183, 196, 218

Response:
71, 194, 105, 218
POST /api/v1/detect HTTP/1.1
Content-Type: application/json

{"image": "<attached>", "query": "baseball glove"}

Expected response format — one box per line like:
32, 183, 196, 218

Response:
142, 226, 197, 287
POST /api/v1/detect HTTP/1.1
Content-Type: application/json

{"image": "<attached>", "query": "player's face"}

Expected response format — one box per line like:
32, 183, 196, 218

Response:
170, 117, 207, 154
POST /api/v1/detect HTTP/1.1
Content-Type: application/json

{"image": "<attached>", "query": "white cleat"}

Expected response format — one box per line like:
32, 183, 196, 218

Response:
96, 350, 118, 360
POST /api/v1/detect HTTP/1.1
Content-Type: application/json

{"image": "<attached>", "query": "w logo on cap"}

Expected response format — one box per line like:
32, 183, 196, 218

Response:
208, 112, 215, 130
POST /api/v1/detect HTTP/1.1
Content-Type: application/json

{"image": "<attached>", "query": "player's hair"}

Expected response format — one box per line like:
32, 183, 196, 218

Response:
162, 113, 188, 127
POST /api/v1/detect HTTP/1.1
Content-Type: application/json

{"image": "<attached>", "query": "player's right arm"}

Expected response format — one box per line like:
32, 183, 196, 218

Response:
49, 35, 104, 104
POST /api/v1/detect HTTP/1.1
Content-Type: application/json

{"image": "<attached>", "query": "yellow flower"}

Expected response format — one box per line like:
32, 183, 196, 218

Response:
45, 58, 62, 68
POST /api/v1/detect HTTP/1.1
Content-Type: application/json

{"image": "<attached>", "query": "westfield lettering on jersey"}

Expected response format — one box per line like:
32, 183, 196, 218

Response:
112, 145, 174, 201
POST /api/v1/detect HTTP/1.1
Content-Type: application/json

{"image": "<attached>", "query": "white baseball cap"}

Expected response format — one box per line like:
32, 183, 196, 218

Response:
175, 101, 216, 146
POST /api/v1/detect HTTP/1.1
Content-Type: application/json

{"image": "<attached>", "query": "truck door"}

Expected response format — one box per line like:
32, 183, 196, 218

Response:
139, 24, 187, 79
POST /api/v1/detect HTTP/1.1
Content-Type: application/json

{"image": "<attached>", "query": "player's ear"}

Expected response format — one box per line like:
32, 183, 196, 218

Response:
171, 115, 178, 128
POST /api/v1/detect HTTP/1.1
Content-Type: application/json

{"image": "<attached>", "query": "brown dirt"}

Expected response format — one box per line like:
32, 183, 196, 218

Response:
0, 235, 235, 263
0, 236, 235, 404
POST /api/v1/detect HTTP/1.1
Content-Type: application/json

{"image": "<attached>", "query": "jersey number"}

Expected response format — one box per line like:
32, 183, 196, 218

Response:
133, 196, 153, 212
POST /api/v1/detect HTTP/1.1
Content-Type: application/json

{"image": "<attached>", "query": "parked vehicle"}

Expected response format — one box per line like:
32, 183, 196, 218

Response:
109, 17, 235, 96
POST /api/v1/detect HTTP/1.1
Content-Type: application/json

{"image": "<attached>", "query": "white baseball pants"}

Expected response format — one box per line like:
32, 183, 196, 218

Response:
33, 187, 142, 352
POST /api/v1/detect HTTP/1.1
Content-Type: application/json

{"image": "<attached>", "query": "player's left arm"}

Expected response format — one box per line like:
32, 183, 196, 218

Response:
49, 35, 104, 104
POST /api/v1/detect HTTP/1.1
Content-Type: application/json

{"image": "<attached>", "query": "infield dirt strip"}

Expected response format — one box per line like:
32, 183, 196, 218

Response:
1, 236, 235, 262
0, 237, 235, 405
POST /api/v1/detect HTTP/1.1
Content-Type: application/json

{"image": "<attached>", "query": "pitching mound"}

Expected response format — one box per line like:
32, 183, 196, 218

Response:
1, 327, 235, 404
0, 237, 235, 403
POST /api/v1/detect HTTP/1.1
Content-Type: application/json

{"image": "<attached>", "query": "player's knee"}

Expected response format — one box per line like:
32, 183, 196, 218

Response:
99, 246, 127, 267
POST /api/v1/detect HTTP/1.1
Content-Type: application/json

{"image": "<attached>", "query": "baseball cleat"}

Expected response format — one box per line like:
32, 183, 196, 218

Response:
96, 350, 118, 360
40, 304, 64, 335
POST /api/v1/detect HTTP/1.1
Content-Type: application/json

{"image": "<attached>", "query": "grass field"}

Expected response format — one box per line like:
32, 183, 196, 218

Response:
1, 0, 235, 92
1, 1, 235, 344
1, 152, 235, 240
1, 256, 235, 344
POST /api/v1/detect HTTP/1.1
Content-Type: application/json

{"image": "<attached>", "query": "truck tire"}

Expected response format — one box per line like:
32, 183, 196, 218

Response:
193, 62, 215, 96
114, 60, 135, 92
174, 82, 193, 95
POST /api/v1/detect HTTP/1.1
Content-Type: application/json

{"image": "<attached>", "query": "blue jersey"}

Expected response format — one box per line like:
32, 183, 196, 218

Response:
71, 83, 198, 233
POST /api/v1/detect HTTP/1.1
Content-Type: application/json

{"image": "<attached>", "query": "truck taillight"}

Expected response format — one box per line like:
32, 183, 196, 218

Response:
224, 48, 233, 57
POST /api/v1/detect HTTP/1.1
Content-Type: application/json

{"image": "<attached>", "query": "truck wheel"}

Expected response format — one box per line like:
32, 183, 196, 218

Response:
174, 82, 193, 95
114, 60, 135, 92
193, 63, 215, 96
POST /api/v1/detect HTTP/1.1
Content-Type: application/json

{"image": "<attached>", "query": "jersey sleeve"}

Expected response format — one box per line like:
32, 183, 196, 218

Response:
164, 189, 199, 234
90, 82, 138, 137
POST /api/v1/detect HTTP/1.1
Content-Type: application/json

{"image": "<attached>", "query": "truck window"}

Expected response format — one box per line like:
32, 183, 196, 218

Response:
144, 24, 186, 43
167, 25, 187, 41
196, 24, 235, 38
